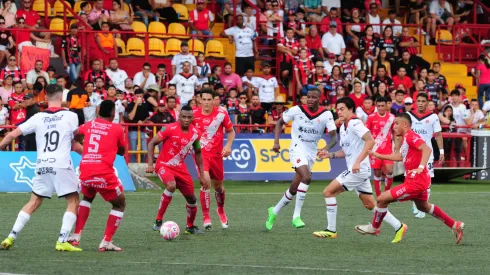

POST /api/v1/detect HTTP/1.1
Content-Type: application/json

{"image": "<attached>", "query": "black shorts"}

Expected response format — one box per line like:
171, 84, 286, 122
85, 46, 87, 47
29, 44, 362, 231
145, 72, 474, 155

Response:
70, 109, 85, 126
235, 56, 255, 76
280, 61, 293, 75
261, 102, 273, 113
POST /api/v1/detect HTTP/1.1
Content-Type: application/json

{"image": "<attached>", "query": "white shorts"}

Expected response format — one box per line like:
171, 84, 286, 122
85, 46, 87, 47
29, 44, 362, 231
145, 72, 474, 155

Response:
32, 167, 79, 198
428, 154, 434, 178
335, 170, 373, 195
289, 152, 315, 171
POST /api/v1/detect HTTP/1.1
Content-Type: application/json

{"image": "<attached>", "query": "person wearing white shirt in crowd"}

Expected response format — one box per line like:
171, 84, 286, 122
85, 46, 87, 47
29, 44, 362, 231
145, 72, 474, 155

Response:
256, 62, 278, 112
243, 5, 256, 32
241, 68, 261, 98
265, 1, 284, 40
427, 0, 454, 44
105, 58, 128, 91
196, 52, 211, 88
449, 89, 468, 162
83, 86, 101, 123
104, 85, 124, 124
133, 62, 156, 90
26, 60, 50, 89
171, 40, 197, 76
482, 99, 490, 116
323, 53, 340, 76
169, 61, 198, 107
382, 10, 403, 37
464, 99, 485, 129
0, 97, 9, 138
321, 21, 346, 59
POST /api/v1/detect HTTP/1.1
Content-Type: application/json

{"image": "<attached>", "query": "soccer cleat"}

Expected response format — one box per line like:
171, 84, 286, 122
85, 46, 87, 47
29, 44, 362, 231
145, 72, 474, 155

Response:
452, 221, 465, 244
99, 241, 122, 252
392, 224, 408, 243
415, 211, 426, 219
203, 216, 212, 230
354, 224, 380, 236
265, 207, 277, 231
292, 217, 305, 228
55, 241, 82, 252
1, 236, 14, 250
412, 203, 419, 214
185, 226, 204, 235
153, 220, 163, 231
313, 230, 338, 239
217, 209, 228, 229
67, 234, 81, 247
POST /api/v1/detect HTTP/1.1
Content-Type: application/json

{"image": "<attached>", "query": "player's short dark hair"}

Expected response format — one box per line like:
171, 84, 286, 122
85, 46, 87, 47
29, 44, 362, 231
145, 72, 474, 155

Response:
200, 88, 214, 98
181, 104, 193, 112
307, 87, 321, 95
450, 89, 460, 96
134, 88, 144, 95
46, 84, 63, 98
376, 97, 387, 104
396, 112, 412, 125
395, 90, 405, 96
99, 100, 115, 118
336, 97, 356, 110
417, 93, 429, 100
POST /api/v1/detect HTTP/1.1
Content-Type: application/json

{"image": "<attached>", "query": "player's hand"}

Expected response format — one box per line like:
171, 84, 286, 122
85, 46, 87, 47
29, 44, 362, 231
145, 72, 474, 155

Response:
352, 161, 360, 173
272, 142, 280, 153
368, 150, 380, 159
146, 165, 154, 174
222, 145, 232, 158
200, 172, 211, 189
439, 154, 445, 164
409, 168, 424, 176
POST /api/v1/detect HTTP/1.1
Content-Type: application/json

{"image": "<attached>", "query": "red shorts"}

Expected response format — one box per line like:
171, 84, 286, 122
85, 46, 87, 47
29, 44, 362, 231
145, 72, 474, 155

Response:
199, 155, 224, 181
390, 174, 430, 202
80, 173, 123, 202
156, 165, 194, 197
370, 156, 394, 170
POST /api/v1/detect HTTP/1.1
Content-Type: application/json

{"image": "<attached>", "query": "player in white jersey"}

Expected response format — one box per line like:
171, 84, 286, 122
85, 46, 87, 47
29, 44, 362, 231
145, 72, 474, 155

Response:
0, 84, 82, 252
407, 93, 444, 218
265, 88, 337, 230
169, 61, 199, 106
313, 97, 406, 242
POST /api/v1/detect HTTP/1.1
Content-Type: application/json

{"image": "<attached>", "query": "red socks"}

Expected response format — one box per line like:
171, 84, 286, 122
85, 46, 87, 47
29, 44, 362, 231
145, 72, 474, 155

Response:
385, 175, 393, 191
430, 205, 456, 228
371, 208, 387, 229
215, 189, 225, 211
156, 190, 174, 221
373, 176, 382, 197
200, 188, 210, 218
103, 210, 124, 242
74, 200, 91, 235
186, 204, 197, 228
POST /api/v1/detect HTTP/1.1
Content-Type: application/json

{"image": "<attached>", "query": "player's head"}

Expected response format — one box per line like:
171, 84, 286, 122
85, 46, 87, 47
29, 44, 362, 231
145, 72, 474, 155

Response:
46, 84, 63, 105
416, 93, 429, 113
179, 104, 194, 129
336, 97, 356, 122
394, 112, 412, 136
99, 100, 116, 121
375, 97, 387, 115
200, 88, 214, 110
306, 88, 321, 110
363, 96, 373, 110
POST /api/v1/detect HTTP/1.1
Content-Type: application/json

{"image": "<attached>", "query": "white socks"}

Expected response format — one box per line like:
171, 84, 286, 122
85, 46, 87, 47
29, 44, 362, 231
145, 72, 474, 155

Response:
273, 189, 294, 215
58, 212, 77, 243
372, 208, 402, 231
8, 211, 31, 240
325, 197, 337, 232
293, 183, 309, 219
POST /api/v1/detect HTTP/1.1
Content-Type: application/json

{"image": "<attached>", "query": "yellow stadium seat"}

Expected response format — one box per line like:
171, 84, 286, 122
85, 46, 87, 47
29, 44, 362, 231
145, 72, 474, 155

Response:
126, 38, 145, 56
437, 30, 453, 44
205, 40, 225, 58
33, 0, 52, 16
73, 1, 90, 14
165, 38, 182, 56
167, 23, 188, 39
131, 21, 147, 38
69, 19, 77, 28
148, 21, 166, 38
172, 4, 189, 20
53, 1, 70, 16
49, 18, 67, 35
188, 39, 205, 56
185, 4, 196, 12
149, 38, 166, 56
115, 38, 128, 56
123, 3, 130, 12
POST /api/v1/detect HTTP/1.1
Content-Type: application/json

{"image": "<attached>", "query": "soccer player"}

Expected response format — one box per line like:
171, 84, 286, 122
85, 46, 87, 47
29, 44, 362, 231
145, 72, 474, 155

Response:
265, 88, 337, 230
355, 113, 465, 244
147, 105, 208, 234
0, 84, 82, 252
67, 100, 127, 252
365, 97, 395, 196
407, 93, 444, 218
313, 97, 406, 242
192, 89, 235, 230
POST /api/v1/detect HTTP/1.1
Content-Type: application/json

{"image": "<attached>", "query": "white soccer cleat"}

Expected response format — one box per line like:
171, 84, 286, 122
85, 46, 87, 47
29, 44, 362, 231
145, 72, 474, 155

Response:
415, 211, 426, 219
99, 240, 122, 252
355, 224, 380, 235
412, 203, 419, 215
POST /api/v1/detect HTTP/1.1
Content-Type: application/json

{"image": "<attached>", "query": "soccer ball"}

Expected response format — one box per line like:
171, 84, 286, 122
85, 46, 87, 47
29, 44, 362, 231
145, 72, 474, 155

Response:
160, 221, 180, 241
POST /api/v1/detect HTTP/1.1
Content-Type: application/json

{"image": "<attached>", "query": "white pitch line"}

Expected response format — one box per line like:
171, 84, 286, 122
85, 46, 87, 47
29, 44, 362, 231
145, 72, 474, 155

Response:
0, 273, 32, 275
126, 191, 490, 196
10, 259, 443, 275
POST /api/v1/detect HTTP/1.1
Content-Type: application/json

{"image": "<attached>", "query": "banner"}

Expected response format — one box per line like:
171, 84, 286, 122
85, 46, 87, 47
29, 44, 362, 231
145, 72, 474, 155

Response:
0, 152, 135, 193
20, 46, 50, 74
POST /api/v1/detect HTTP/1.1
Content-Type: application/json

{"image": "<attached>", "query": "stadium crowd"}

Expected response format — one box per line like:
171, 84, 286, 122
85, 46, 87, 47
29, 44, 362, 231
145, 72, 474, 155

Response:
0, 0, 488, 162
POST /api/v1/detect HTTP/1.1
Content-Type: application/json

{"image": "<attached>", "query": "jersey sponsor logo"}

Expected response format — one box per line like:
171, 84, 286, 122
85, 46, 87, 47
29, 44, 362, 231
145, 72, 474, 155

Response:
36, 167, 57, 175
37, 157, 57, 164
298, 126, 321, 135
42, 115, 64, 124
413, 128, 428, 135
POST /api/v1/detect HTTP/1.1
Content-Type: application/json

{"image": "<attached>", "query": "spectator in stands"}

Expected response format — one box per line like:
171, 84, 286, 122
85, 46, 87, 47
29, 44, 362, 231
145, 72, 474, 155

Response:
323, 52, 339, 76
127, 88, 150, 162
373, 65, 394, 94
25, 60, 49, 90
0, 74, 13, 102
376, 26, 398, 70
222, 15, 258, 77
382, 10, 402, 37
8, 81, 27, 128
0, 19, 14, 65
61, 24, 82, 83
358, 26, 376, 61
265, 0, 284, 39
94, 22, 117, 69
366, 3, 381, 37
46, 66, 56, 84
196, 52, 211, 89
474, 54, 490, 108
171, 40, 197, 76
346, 8, 365, 50
439, 104, 455, 163
105, 58, 128, 91
321, 21, 345, 60
295, 48, 315, 95
32, 81, 47, 110
57, 76, 70, 105
427, 0, 455, 45
0, 56, 24, 87
88, 0, 110, 30
208, 65, 222, 88
396, 51, 417, 81
0, 97, 8, 138
409, 0, 427, 34
425, 70, 442, 106
169, 61, 198, 107
0, 1, 15, 28
257, 61, 278, 112
432, 62, 448, 91
301, 0, 322, 22
165, 96, 178, 120
79, 1, 92, 15
242, 68, 260, 98
355, 96, 375, 123
109, 0, 134, 31
85, 59, 110, 83
67, 82, 90, 125
399, 28, 430, 71
465, 99, 485, 129
14, 17, 33, 61
133, 62, 156, 90
306, 25, 324, 61
401, 97, 413, 112
22, 93, 38, 151
249, 94, 267, 133
373, 82, 391, 102
391, 90, 405, 113
373, 49, 392, 78
151, 0, 178, 24
94, 77, 107, 98
393, 67, 413, 92
449, 89, 467, 160
278, 28, 298, 98
84, 83, 101, 123
189, 0, 214, 40
144, 84, 160, 109
149, 99, 175, 127
243, 5, 257, 32
319, 7, 342, 34
155, 64, 170, 90
163, 84, 180, 110
16, 0, 39, 28
355, 69, 372, 96
225, 88, 239, 124
349, 80, 367, 108
133, 0, 157, 27
220, 62, 243, 93
268, 95, 287, 131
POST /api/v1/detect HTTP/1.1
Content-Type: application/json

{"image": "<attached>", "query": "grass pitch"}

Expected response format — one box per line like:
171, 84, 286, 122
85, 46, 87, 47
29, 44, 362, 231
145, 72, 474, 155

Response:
0, 180, 489, 275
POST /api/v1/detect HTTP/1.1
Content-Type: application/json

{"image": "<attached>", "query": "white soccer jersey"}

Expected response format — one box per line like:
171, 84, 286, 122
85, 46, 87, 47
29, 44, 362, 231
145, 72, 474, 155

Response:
355, 106, 376, 124
169, 73, 198, 105
282, 106, 336, 160
224, 26, 256, 57
171, 53, 197, 75
408, 111, 442, 148
257, 76, 278, 103
339, 118, 371, 173
0, 107, 8, 132
18, 108, 78, 169
112, 99, 125, 124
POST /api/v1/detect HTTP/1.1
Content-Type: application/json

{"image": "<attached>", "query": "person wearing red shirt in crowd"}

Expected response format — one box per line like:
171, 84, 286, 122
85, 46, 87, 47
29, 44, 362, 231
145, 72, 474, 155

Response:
365, 97, 395, 196
189, 0, 215, 41
319, 7, 342, 34
68, 100, 126, 252
165, 96, 179, 121
8, 81, 26, 126
192, 89, 235, 230
16, 0, 39, 28
294, 49, 315, 95
349, 80, 367, 108
0, 56, 25, 87
277, 28, 299, 97
305, 25, 324, 60
356, 112, 464, 244
393, 67, 413, 92
85, 59, 110, 84
147, 105, 208, 235
398, 27, 431, 71
94, 77, 108, 99
268, 95, 287, 132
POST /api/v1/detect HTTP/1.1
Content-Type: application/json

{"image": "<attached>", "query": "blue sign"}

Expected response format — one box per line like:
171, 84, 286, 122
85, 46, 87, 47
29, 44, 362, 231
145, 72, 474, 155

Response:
0, 152, 135, 193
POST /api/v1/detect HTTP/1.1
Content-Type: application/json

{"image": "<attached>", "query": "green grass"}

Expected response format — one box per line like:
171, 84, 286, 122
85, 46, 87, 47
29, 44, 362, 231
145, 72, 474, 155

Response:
0, 180, 489, 275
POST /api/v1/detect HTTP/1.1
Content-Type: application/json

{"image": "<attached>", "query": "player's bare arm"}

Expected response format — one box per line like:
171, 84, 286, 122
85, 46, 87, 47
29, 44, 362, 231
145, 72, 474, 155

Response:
352, 132, 375, 173
369, 150, 402, 162
272, 118, 286, 153
0, 128, 22, 150
434, 132, 444, 163
222, 127, 235, 158
193, 139, 210, 189
412, 142, 432, 174
71, 140, 83, 155
317, 149, 345, 159
146, 134, 163, 173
